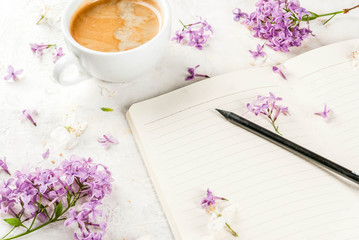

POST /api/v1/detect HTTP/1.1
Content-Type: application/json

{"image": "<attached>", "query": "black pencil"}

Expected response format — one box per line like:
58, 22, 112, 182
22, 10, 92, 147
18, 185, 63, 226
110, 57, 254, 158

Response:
216, 108, 359, 185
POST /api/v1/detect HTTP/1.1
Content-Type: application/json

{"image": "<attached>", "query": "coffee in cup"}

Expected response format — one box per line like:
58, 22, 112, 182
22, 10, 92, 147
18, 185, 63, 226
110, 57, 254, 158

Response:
70, 0, 162, 52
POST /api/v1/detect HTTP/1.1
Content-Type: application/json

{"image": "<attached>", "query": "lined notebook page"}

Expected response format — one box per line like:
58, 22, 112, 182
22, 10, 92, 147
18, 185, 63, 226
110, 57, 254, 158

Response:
284, 39, 359, 170
127, 39, 359, 240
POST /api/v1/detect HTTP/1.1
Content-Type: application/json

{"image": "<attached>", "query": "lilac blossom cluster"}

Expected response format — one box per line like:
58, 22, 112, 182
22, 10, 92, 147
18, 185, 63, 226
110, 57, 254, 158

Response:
0, 156, 112, 240
247, 92, 289, 134
233, 0, 314, 52
172, 18, 213, 50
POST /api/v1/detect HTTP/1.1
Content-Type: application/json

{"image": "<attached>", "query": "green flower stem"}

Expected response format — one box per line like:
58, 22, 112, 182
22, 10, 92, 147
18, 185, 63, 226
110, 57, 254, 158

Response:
1, 185, 84, 240
36, 15, 45, 25
315, 10, 344, 18
302, 4, 359, 23
271, 120, 282, 136
2, 218, 63, 240
179, 19, 188, 29
27, 213, 38, 231
214, 212, 238, 237
225, 222, 239, 237
1, 227, 16, 239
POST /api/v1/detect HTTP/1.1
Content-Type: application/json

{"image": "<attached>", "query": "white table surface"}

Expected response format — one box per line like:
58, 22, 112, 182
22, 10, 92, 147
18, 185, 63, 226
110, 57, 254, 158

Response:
1, 0, 359, 239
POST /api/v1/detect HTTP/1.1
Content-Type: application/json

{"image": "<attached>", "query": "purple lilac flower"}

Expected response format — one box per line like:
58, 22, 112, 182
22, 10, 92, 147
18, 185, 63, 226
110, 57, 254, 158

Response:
315, 104, 331, 121
0, 156, 112, 240
233, 8, 248, 22
200, 18, 213, 34
65, 208, 86, 229
172, 18, 213, 50
246, 92, 289, 134
249, 44, 266, 58
53, 47, 64, 63
4, 65, 23, 81
233, 0, 313, 52
185, 65, 210, 81
201, 188, 227, 211
42, 149, 50, 159
272, 65, 287, 80
21, 109, 38, 126
97, 134, 119, 149
0, 157, 10, 175
171, 30, 185, 43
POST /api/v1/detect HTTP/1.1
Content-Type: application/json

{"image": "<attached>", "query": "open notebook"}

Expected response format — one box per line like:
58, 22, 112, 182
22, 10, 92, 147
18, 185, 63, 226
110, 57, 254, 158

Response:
127, 39, 359, 240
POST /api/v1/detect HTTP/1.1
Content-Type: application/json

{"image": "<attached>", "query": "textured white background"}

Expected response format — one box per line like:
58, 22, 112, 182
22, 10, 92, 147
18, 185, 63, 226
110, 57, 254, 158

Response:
1, 0, 359, 239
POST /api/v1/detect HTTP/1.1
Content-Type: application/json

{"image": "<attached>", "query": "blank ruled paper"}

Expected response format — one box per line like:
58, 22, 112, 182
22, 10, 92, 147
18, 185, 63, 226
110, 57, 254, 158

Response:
127, 39, 359, 240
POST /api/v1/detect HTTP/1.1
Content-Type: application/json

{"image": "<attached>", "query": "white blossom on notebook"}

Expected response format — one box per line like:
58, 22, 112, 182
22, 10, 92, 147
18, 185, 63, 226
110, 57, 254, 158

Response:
201, 189, 238, 237
246, 92, 289, 135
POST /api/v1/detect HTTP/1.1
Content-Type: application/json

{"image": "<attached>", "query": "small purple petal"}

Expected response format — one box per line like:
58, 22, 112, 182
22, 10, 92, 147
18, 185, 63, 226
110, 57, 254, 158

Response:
272, 65, 287, 80
315, 104, 331, 121
7, 65, 14, 73
4, 65, 23, 81
0, 157, 10, 175
42, 149, 50, 159
97, 134, 119, 149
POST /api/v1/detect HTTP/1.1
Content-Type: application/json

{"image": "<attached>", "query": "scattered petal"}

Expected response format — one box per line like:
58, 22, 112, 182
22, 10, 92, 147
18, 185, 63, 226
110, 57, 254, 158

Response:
42, 149, 50, 159
233, 8, 248, 22
52, 47, 64, 63
315, 104, 331, 121
185, 65, 210, 81
97, 134, 119, 149
4, 65, 23, 81
20, 109, 38, 126
249, 44, 266, 59
272, 65, 287, 80
0, 157, 10, 175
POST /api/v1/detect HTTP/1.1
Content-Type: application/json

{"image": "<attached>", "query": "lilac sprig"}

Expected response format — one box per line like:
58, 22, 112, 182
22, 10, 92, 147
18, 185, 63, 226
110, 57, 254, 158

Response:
185, 65, 210, 81
172, 18, 213, 50
30, 43, 57, 57
201, 189, 238, 237
0, 155, 112, 240
234, 1, 359, 52
246, 92, 289, 135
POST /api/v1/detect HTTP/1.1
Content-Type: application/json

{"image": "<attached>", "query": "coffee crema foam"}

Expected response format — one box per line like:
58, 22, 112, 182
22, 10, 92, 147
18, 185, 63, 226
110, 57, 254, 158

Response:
70, 0, 161, 52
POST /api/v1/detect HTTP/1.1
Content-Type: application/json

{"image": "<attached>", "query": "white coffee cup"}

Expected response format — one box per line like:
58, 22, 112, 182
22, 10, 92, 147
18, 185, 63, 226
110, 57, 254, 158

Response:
53, 0, 171, 85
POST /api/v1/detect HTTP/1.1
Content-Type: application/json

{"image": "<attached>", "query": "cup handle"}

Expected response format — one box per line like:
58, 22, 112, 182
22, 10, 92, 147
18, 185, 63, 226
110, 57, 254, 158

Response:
53, 53, 90, 85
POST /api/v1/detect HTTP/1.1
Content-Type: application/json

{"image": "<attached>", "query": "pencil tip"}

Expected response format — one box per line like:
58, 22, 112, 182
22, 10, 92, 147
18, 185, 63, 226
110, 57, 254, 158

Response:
215, 108, 231, 119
